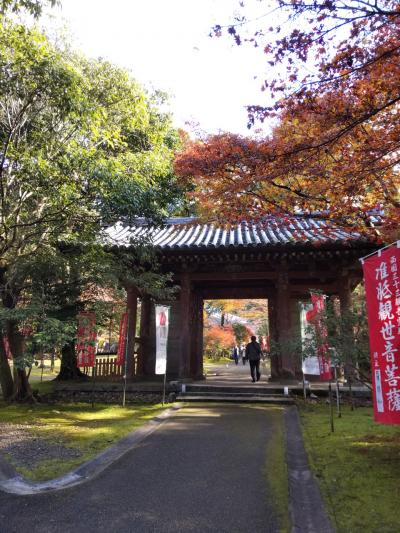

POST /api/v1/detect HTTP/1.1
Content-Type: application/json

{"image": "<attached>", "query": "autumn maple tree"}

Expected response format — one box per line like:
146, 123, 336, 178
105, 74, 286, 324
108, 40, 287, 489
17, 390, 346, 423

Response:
175, 0, 400, 236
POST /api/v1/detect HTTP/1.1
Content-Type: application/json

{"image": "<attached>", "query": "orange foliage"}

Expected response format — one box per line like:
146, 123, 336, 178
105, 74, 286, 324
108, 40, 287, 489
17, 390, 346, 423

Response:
204, 325, 235, 357
176, 1, 400, 238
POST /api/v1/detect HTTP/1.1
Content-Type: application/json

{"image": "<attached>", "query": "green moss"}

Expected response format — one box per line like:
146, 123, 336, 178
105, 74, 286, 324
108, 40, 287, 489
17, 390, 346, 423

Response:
0, 402, 166, 481
299, 403, 400, 533
264, 406, 291, 533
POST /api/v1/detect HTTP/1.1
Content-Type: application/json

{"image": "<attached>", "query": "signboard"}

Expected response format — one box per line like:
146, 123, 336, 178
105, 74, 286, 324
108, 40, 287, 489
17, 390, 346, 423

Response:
116, 312, 128, 366
301, 295, 331, 380
362, 242, 400, 424
301, 303, 320, 375
76, 312, 97, 368
155, 305, 169, 375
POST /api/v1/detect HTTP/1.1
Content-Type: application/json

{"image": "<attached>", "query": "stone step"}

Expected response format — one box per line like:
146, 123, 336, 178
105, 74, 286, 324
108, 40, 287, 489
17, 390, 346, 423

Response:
181, 390, 288, 398
176, 394, 295, 404
184, 385, 289, 395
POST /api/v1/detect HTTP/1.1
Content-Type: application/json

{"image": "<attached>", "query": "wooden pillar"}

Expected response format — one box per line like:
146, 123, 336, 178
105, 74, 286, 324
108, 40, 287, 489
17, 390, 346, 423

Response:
338, 278, 352, 312
268, 294, 280, 379
126, 287, 138, 378
190, 292, 204, 379
276, 267, 295, 378
197, 297, 204, 379
138, 295, 151, 376
179, 273, 191, 378
290, 298, 302, 377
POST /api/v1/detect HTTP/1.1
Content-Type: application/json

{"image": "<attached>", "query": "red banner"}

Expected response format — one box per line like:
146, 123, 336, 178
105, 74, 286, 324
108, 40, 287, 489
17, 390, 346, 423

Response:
306, 293, 331, 381
116, 312, 128, 366
76, 312, 97, 368
362, 243, 400, 424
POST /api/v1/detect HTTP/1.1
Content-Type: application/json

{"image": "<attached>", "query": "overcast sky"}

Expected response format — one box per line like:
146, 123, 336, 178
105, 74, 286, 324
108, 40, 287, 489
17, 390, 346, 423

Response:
42, 0, 275, 136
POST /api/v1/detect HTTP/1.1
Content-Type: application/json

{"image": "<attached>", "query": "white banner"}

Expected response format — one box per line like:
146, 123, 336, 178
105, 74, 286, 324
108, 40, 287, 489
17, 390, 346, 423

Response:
155, 305, 170, 375
300, 303, 320, 375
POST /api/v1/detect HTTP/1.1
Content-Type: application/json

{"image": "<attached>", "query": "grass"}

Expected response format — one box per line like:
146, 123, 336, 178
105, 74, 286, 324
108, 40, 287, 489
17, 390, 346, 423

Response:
0, 401, 166, 481
263, 406, 291, 533
299, 403, 400, 533
28, 359, 61, 382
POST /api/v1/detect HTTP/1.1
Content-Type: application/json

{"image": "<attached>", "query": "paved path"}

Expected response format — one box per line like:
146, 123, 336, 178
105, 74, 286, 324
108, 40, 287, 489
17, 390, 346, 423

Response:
0, 404, 280, 533
205, 359, 272, 385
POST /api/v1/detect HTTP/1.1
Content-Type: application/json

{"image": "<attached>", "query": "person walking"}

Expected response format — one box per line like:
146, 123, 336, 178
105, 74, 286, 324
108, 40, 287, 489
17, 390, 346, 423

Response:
232, 345, 239, 365
240, 343, 246, 365
245, 336, 262, 382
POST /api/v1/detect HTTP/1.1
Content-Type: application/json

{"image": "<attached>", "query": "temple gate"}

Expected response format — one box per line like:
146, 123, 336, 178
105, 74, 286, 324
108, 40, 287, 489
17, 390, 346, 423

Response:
106, 215, 378, 381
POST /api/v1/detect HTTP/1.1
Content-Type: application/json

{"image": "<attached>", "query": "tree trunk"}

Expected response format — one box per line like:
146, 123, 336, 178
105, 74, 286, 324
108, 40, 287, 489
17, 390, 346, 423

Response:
7, 320, 34, 402
220, 312, 225, 327
0, 335, 14, 400
57, 341, 87, 380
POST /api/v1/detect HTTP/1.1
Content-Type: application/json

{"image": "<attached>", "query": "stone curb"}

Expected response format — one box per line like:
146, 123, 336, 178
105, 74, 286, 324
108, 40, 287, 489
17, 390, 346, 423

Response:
0, 404, 182, 495
284, 406, 335, 533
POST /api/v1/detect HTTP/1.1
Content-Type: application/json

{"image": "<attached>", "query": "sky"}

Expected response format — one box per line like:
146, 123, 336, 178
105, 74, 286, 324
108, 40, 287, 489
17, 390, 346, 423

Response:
42, 0, 275, 136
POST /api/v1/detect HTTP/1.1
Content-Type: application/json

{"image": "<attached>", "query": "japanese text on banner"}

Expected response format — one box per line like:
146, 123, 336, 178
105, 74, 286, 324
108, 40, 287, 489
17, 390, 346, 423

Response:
362, 242, 400, 424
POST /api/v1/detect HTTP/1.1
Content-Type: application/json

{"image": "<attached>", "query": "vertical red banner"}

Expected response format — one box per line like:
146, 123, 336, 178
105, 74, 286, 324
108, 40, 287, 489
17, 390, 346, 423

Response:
76, 312, 97, 368
116, 312, 128, 366
362, 243, 400, 425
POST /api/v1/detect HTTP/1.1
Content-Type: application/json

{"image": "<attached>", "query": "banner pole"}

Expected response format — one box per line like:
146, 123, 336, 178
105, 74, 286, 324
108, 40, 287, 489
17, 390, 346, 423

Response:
162, 371, 167, 406
328, 380, 334, 433
91, 362, 97, 409
122, 309, 130, 407
334, 366, 341, 418
358, 240, 399, 262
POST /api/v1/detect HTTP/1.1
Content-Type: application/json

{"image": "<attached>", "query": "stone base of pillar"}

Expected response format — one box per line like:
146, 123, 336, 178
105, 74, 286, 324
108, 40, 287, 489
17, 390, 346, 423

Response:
280, 368, 297, 380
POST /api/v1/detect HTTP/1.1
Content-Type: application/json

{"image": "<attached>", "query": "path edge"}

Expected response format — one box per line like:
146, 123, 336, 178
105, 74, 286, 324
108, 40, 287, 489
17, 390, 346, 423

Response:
0, 403, 182, 496
284, 405, 335, 533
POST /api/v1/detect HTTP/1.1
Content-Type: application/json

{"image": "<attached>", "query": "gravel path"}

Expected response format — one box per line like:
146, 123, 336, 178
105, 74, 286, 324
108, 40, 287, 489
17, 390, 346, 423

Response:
0, 423, 80, 468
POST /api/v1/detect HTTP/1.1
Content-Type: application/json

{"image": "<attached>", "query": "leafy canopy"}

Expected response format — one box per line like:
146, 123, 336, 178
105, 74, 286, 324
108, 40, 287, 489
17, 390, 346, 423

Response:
176, 1, 400, 236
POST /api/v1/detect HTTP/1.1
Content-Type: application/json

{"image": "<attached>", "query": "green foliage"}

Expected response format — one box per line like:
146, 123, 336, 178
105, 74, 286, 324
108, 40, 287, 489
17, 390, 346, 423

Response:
301, 290, 370, 375
256, 320, 269, 338
0, 19, 184, 395
0, 0, 57, 18
232, 322, 249, 345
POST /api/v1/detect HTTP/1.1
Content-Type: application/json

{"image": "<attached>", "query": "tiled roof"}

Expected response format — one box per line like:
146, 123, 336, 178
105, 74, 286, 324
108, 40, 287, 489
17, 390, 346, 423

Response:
104, 216, 373, 251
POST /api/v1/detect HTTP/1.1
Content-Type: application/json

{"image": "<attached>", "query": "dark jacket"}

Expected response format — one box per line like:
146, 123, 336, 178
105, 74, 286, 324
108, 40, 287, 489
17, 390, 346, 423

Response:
245, 341, 262, 361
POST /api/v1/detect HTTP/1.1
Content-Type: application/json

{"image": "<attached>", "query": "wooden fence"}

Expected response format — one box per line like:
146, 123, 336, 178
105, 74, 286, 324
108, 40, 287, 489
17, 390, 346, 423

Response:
83, 338, 141, 380
95, 356, 125, 379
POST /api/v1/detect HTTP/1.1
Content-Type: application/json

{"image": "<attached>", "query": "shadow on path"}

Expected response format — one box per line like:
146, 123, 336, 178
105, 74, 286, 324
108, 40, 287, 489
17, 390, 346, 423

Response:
0, 404, 281, 533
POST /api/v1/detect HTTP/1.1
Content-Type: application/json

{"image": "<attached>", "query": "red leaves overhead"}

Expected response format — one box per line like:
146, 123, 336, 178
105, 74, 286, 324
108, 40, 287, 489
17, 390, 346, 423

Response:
175, 1, 400, 238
